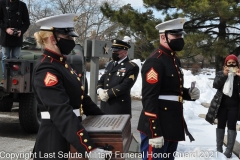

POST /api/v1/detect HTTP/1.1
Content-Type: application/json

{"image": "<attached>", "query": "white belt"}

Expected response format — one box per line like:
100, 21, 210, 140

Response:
41, 109, 80, 119
158, 95, 183, 103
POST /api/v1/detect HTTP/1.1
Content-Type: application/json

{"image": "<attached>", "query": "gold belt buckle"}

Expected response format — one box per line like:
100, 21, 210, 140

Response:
178, 96, 183, 103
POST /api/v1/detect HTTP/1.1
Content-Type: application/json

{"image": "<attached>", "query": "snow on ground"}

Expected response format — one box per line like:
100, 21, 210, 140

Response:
86, 60, 240, 160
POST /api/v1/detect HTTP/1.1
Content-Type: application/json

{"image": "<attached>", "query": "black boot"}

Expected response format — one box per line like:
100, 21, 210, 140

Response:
216, 128, 225, 152
224, 129, 237, 158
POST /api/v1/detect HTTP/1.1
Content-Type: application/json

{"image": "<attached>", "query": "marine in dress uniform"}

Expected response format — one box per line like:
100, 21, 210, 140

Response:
32, 14, 105, 160
96, 38, 139, 115
137, 18, 200, 160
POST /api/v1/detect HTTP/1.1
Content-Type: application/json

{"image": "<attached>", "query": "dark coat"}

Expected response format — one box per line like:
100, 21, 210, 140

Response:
137, 45, 193, 141
97, 57, 139, 115
0, 0, 30, 47
33, 49, 104, 160
205, 71, 240, 124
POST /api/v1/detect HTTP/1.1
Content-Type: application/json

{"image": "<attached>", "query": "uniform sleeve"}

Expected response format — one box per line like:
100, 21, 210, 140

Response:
107, 64, 139, 98
33, 63, 96, 153
96, 62, 113, 91
82, 94, 104, 116
141, 58, 163, 138
96, 73, 106, 91
182, 88, 192, 100
213, 71, 228, 90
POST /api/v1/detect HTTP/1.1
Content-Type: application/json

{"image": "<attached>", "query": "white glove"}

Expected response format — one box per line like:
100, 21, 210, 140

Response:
189, 87, 200, 99
88, 148, 112, 160
98, 88, 109, 102
149, 137, 164, 148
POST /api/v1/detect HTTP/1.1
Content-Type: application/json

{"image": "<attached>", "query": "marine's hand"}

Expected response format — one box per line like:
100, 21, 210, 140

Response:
149, 137, 164, 148
88, 148, 112, 160
189, 87, 200, 100
98, 89, 109, 102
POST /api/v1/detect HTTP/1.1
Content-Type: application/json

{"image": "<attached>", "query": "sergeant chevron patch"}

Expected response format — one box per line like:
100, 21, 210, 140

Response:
44, 72, 58, 86
146, 67, 158, 84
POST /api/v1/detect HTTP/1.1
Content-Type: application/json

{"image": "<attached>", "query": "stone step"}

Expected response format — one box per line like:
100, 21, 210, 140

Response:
223, 135, 240, 159
201, 102, 210, 108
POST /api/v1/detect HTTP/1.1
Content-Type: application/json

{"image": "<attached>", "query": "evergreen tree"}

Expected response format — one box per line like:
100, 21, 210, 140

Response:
100, 3, 160, 60
144, 0, 240, 71
101, 0, 240, 71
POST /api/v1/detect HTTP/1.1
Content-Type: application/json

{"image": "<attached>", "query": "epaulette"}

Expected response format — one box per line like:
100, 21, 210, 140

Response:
128, 61, 136, 67
150, 49, 163, 59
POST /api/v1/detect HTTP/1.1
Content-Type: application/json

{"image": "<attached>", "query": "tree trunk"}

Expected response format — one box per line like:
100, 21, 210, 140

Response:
215, 55, 225, 72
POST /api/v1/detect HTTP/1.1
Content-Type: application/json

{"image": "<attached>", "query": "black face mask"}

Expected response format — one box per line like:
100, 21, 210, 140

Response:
57, 38, 75, 55
112, 52, 120, 61
167, 38, 185, 51
226, 64, 238, 67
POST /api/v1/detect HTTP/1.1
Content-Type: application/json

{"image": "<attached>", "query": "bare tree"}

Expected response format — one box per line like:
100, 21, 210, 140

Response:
22, 0, 123, 46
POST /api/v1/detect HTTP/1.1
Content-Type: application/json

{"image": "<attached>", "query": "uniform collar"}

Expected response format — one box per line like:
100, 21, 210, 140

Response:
43, 48, 67, 63
159, 45, 176, 56
117, 56, 128, 64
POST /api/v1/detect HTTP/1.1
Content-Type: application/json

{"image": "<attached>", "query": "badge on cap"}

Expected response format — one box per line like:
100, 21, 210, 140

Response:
44, 72, 58, 86
146, 68, 158, 84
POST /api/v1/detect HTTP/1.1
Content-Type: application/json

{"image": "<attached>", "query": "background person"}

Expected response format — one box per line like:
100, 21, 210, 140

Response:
96, 38, 139, 116
33, 13, 109, 160
0, 0, 30, 83
206, 54, 240, 158
137, 18, 200, 160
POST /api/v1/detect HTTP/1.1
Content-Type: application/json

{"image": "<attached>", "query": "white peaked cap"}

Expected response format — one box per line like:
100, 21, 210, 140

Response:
155, 18, 186, 34
122, 36, 131, 42
35, 13, 79, 37
36, 13, 77, 30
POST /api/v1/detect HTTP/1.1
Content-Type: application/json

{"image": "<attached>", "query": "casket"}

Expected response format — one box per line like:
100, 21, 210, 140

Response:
70, 114, 132, 160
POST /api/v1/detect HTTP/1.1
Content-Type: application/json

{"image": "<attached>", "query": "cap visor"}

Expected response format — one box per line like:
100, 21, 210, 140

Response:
68, 31, 79, 37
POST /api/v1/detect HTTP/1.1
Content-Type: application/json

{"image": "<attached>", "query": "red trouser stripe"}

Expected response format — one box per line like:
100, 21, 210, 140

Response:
148, 144, 152, 160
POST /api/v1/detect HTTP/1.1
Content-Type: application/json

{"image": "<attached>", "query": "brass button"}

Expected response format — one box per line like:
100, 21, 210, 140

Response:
88, 146, 92, 150
152, 120, 154, 123
153, 127, 156, 129
164, 107, 167, 110
80, 133, 83, 136
180, 78, 182, 81
175, 65, 177, 67
71, 71, 74, 74
60, 57, 63, 61
106, 84, 109, 86
122, 100, 124, 102
121, 63, 124, 65
81, 95, 84, 99
77, 77, 80, 81
154, 133, 157, 136
109, 73, 111, 75
172, 74, 174, 77
84, 139, 88, 143
181, 91, 183, 95
81, 86, 84, 91
107, 78, 109, 81
48, 56, 51, 58
65, 64, 68, 68
174, 59, 175, 61
171, 52, 173, 55
180, 85, 182, 88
